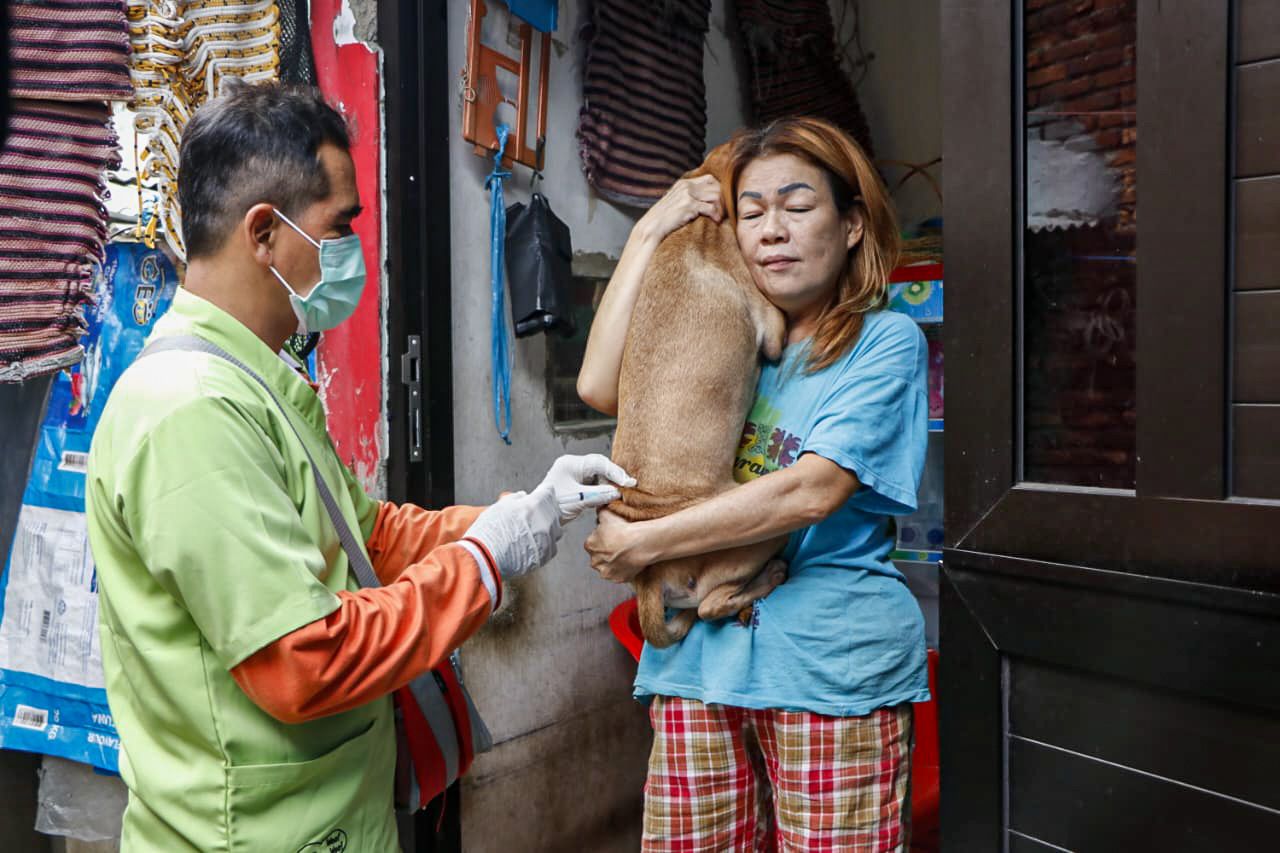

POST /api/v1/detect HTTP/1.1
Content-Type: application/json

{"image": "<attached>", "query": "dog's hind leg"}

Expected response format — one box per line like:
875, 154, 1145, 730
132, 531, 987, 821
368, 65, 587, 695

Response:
698, 558, 789, 622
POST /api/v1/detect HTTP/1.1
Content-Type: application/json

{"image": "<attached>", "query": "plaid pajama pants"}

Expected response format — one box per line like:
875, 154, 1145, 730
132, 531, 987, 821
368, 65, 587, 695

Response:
642, 696, 913, 852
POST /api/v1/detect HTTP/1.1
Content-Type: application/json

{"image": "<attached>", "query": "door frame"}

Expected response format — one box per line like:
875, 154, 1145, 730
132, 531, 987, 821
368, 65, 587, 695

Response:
379, 0, 462, 849
382, 0, 457, 514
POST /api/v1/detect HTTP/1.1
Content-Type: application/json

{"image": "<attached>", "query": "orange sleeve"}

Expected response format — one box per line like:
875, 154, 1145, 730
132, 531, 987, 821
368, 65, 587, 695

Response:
231, 539, 502, 723
365, 501, 486, 584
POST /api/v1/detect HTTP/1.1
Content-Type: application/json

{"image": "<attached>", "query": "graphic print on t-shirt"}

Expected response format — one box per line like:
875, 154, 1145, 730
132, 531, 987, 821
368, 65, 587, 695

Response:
735, 396, 801, 483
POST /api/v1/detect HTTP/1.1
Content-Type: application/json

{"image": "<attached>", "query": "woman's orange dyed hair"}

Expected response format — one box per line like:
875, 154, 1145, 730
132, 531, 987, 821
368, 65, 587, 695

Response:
725, 116, 900, 373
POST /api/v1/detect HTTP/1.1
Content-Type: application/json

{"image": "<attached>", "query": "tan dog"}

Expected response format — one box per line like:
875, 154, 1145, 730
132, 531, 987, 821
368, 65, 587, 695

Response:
609, 145, 790, 648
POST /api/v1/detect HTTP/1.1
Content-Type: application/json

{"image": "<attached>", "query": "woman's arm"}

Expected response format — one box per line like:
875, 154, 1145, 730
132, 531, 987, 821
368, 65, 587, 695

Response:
585, 452, 859, 582
577, 175, 725, 415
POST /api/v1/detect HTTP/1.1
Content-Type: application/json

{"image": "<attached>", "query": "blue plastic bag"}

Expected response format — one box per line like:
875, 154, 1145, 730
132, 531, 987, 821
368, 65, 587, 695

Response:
505, 0, 558, 32
0, 243, 178, 771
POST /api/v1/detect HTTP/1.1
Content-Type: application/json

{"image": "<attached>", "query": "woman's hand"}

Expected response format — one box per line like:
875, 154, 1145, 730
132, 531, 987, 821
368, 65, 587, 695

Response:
584, 510, 650, 584
635, 174, 724, 245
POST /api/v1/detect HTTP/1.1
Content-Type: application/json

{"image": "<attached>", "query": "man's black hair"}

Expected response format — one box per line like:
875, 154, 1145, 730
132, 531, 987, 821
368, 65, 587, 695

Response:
178, 82, 350, 258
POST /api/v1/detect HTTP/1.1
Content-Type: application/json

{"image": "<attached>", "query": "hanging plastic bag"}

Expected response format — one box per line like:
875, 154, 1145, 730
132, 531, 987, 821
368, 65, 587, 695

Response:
504, 0, 558, 32
504, 193, 576, 338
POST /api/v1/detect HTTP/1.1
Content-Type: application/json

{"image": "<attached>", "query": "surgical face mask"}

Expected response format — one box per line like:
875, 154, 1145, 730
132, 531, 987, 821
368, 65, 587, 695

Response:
268, 208, 366, 335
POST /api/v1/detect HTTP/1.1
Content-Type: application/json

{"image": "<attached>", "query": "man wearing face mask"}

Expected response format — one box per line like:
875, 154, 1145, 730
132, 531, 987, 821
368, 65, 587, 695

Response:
84, 84, 631, 851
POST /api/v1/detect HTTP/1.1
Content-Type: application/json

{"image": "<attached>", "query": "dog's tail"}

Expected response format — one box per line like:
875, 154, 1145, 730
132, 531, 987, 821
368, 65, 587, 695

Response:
634, 575, 697, 649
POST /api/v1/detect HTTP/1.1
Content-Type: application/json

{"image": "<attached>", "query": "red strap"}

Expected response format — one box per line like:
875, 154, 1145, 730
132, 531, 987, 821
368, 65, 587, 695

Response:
394, 686, 447, 810
436, 664, 476, 777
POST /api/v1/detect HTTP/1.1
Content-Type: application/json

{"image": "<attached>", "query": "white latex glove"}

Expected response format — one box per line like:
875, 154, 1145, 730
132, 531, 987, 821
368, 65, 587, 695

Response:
464, 485, 561, 579
537, 453, 637, 523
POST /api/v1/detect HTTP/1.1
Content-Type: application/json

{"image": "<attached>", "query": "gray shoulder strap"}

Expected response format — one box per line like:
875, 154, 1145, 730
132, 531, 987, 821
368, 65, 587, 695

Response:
138, 335, 382, 590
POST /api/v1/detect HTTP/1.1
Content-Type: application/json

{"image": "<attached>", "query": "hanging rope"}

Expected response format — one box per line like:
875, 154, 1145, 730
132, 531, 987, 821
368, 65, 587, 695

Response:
487, 124, 514, 444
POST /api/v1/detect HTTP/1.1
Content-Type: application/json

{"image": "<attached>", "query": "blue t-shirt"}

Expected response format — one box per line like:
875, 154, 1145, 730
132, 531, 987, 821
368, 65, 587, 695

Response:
633, 309, 931, 716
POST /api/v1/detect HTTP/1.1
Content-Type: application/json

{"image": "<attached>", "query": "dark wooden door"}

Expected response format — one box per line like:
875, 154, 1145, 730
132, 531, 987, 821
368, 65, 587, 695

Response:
941, 2, 1280, 850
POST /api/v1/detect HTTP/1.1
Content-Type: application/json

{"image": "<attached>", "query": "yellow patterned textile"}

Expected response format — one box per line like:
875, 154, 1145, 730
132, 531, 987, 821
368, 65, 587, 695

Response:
125, 1, 281, 259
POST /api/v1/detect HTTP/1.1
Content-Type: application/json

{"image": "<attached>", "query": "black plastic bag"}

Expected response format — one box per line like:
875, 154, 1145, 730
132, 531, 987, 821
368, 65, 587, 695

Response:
504, 193, 576, 338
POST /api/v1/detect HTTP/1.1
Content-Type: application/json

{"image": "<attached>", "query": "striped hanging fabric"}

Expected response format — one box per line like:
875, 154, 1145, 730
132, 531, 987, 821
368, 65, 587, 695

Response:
0, 101, 120, 381
7, 0, 133, 102
1, 1, 130, 380
576, 0, 711, 208
734, 0, 875, 158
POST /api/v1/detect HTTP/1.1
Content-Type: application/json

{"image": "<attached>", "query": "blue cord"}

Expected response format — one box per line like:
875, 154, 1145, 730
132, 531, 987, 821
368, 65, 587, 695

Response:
487, 125, 514, 444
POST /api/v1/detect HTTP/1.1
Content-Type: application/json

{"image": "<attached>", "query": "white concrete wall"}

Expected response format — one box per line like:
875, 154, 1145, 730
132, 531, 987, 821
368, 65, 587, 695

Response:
447, 1, 748, 849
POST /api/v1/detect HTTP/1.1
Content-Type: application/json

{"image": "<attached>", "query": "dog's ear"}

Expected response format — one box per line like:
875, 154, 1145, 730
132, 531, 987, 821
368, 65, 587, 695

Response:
683, 142, 733, 181
699, 142, 734, 182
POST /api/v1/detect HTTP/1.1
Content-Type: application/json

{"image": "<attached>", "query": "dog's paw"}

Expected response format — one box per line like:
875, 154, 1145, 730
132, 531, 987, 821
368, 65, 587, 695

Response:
763, 558, 789, 588
757, 308, 788, 362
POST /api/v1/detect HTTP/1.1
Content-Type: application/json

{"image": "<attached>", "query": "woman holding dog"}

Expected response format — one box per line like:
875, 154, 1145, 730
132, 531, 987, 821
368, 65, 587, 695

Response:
579, 116, 929, 852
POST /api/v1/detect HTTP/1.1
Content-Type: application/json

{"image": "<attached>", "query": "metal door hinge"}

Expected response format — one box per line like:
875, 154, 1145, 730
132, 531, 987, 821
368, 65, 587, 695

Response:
402, 335, 423, 462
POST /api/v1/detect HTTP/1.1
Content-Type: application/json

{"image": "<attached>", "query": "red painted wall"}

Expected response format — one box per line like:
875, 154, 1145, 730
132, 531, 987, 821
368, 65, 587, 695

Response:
310, 0, 385, 491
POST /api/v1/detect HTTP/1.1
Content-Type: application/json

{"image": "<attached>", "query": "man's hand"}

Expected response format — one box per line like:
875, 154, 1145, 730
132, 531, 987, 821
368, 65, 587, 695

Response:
538, 454, 636, 523
464, 487, 560, 579
584, 509, 649, 584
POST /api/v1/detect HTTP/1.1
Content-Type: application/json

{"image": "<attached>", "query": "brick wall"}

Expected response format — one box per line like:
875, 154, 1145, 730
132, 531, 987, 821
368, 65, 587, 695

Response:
1027, 0, 1136, 232
1022, 0, 1138, 488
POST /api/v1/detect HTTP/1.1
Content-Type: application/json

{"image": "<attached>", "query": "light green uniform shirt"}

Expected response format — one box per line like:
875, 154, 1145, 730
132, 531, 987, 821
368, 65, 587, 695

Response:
85, 289, 398, 852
